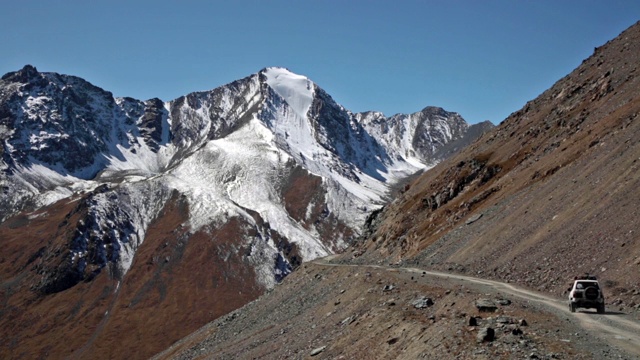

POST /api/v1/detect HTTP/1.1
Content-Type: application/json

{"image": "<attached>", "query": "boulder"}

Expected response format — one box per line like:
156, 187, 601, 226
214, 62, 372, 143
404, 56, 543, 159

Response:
411, 296, 434, 309
466, 213, 483, 225
497, 298, 512, 306
477, 327, 495, 342
475, 299, 498, 312
310, 346, 326, 356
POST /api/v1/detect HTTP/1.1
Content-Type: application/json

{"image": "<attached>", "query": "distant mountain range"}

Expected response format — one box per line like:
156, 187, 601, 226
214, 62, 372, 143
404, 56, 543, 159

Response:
0, 65, 491, 359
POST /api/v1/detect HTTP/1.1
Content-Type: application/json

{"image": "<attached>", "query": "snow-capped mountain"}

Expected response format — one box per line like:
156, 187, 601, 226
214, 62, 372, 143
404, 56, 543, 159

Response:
0, 64, 491, 358
0, 65, 490, 286
356, 106, 492, 166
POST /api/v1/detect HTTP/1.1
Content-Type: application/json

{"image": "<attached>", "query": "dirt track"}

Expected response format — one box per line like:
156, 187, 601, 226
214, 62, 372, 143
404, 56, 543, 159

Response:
315, 256, 640, 358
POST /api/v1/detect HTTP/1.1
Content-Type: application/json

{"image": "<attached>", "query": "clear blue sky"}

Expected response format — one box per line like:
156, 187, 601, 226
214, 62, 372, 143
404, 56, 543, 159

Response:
2, 1, 638, 124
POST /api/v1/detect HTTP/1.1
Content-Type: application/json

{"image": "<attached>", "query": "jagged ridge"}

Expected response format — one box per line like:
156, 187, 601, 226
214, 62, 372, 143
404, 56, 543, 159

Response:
0, 65, 490, 359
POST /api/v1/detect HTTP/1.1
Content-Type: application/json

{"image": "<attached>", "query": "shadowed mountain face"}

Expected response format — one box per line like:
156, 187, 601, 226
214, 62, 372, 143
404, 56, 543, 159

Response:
0, 65, 489, 358
352, 21, 640, 306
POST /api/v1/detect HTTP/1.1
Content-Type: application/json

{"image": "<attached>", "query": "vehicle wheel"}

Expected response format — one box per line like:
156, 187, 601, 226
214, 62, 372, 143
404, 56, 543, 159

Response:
597, 304, 605, 314
585, 287, 599, 300
569, 302, 576, 313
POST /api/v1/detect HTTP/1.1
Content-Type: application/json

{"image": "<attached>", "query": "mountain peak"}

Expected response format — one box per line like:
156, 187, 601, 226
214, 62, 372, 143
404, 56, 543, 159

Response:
20, 64, 38, 73
261, 66, 297, 74
1, 64, 40, 82
261, 66, 312, 84
262, 67, 314, 118
419, 106, 452, 116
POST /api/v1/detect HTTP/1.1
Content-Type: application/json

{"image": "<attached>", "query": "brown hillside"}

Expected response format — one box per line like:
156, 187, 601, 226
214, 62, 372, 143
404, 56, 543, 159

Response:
350, 21, 640, 312
0, 191, 264, 359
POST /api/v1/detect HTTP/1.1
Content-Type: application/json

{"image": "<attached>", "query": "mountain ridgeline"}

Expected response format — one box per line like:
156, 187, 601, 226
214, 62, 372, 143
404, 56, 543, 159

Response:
0, 66, 490, 359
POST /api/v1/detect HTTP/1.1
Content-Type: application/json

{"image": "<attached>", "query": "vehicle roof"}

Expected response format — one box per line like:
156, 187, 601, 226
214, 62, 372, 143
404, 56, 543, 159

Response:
574, 279, 599, 283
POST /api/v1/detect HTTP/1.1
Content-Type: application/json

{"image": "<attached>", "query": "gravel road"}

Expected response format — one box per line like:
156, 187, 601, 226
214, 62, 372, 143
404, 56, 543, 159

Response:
316, 255, 640, 358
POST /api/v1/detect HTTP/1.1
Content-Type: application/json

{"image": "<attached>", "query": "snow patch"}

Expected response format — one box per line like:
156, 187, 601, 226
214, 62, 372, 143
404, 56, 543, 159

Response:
264, 67, 314, 119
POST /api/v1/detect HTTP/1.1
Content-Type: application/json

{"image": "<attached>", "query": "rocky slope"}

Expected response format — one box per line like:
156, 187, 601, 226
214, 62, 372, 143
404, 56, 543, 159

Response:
156, 260, 631, 360
0, 66, 489, 359
350, 21, 640, 314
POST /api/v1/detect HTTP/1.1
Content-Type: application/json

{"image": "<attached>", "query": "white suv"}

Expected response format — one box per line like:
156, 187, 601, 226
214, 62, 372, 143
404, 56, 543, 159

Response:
568, 276, 605, 313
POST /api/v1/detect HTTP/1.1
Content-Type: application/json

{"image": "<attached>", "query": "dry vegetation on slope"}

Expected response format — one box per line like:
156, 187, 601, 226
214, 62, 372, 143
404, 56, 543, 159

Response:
350, 21, 640, 314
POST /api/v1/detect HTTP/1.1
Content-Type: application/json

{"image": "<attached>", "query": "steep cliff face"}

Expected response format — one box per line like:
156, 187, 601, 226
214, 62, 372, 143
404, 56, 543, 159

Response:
351, 21, 640, 309
0, 65, 489, 359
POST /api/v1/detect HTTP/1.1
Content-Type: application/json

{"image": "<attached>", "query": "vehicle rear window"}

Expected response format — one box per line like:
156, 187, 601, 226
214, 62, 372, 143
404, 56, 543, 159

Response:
576, 281, 599, 289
